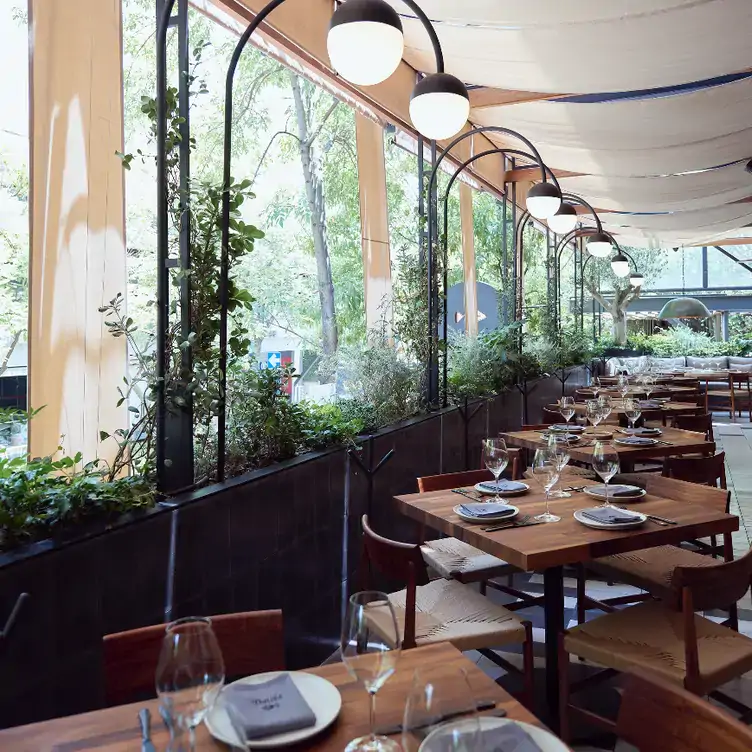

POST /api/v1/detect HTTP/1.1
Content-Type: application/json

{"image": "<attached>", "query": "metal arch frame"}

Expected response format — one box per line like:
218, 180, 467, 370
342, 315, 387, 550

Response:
425, 126, 559, 406
156, 0, 450, 484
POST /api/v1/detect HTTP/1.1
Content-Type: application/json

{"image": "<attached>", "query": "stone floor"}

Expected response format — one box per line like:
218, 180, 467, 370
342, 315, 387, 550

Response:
469, 411, 752, 750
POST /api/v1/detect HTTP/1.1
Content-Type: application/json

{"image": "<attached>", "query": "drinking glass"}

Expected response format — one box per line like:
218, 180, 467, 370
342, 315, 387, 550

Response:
402, 667, 479, 752
558, 396, 576, 426
586, 400, 602, 429
592, 441, 620, 507
617, 373, 630, 400
548, 437, 572, 499
530, 447, 560, 523
644, 374, 655, 400
592, 376, 601, 397
156, 617, 226, 752
482, 438, 508, 503
341, 592, 401, 752
623, 398, 642, 430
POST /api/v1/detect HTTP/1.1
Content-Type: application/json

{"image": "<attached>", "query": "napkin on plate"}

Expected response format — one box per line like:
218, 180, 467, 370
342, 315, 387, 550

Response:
587, 484, 643, 498
459, 501, 516, 518
616, 436, 656, 445
638, 400, 661, 409
580, 507, 642, 524
429, 723, 543, 752
221, 674, 316, 739
476, 480, 528, 493
622, 427, 659, 436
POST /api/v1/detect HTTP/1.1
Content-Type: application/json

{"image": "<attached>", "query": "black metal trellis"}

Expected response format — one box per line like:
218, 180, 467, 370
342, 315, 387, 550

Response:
0, 593, 29, 654
348, 439, 394, 519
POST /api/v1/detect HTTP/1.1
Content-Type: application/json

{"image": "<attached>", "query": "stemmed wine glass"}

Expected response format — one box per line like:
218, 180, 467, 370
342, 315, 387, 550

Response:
156, 617, 226, 752
547, 434, 572, 499
341, 592, 401, 752
644, 374, 655, 401
558, 396, 576, 427
530, 447, 561, 523
617, 373, 630, 400
482, 438, 509, 503
586, 400, 603, 430
592, 376, 601, 398
597, 394, 613, 423
592, 441, 620, 507
623, 398, 642, 430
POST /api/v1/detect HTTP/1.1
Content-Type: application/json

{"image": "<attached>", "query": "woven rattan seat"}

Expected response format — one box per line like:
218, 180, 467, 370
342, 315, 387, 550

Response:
589, 545, 717, 608
564, 600, 752, 694
421, 538, 514, 580
386, 578, 527, 651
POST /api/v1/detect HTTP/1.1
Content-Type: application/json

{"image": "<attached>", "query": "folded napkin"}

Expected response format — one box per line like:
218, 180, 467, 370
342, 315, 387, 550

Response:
581, 507, 642, 524
222, 674, 316, 740
638, 400, 661, 409
476, 480, 527, 493
587, 484, 643, 498
430, 724, 543, 752
616, 436, 656, 445
622, 427, 660, 436
459, 501, 516, 518
549, 424, 583, 432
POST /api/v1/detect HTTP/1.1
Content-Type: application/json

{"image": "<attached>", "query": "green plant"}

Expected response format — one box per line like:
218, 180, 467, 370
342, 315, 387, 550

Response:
446, 331, 497, 400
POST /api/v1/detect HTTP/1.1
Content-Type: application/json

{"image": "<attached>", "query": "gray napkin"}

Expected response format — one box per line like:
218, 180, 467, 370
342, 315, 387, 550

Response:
430, 724, 543, 752
549, 424, 583, 432
617, 436, 655, 445
588, 484, 643, 497
477, 480, 528, 493
624, 427, 660, 435
222, 674, 316, 739
638, 400, 661, 409
460, 501, 517, 517
581, 507, 642, 524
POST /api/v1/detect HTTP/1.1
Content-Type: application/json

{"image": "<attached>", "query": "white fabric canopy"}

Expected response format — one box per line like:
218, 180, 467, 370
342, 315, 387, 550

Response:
559, 165, 752, 214
397, 0, 752, 94
590, 203, 752, 234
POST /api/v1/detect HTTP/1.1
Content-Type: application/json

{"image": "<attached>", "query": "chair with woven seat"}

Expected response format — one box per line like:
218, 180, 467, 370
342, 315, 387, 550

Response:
576, 474, 734, 625
360, 515, 534, 708
417, 464, 543, 610
560, 547, 752, 741
103, 610, 285, 706
614, 670, 752, 751
706, 372, 752, 421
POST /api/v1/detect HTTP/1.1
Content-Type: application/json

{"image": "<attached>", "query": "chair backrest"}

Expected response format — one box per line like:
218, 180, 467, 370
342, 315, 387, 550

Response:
417, 458, 521, 493
361, 515, 429, 648
521, 423, 551, 431
542, 406, 564, 424
663, 451, 727, 490
614, 472, 729, 513
103, 610, 284, 707
730, 372, 751, 390
674, 412, 714, 442
616, 670, 752, 751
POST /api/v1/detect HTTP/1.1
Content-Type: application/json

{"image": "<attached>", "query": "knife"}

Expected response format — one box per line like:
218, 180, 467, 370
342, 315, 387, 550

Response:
138, 708, 156, 752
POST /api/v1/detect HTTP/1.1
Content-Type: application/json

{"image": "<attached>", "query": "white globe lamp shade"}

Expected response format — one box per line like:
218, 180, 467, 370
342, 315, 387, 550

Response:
409, 73, 470, 141
586, 232, 613, 258
630, 272, 644, 287
327, 0, 404, 86
611, 253, 630, 278
526, 182, 562, 220
547, 203, 578, 235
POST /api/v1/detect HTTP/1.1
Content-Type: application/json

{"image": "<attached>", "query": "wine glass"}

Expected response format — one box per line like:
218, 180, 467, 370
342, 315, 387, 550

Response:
617, 373, 630, 400
482, 438, 509, 503
644, 374, 655, 401
156, 617, 226, 751
592, 376, 601, 398
558, 396, 576, 427
586, 400, 602, 429
592, 441, 620, 507
341, 592, 401, 752
623, 398, 642, 430
402, 667, 479, 752
548, 437, 572, 499
530, 447, 561, 523
597, 394, 613, 423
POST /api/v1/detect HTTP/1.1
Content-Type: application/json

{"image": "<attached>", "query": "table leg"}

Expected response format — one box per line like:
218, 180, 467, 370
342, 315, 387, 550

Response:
544, 565, 565, 731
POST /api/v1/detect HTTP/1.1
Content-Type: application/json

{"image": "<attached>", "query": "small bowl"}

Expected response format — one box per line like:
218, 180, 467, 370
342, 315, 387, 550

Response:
584, 429, 613, 440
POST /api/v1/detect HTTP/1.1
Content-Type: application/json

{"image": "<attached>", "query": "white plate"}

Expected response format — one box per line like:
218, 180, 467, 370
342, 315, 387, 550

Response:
454, 504, 520, 524
614, 437, 659, 447
473, 481, 530, 497
574, 508, 647, 530
419, 716, 568, 752
205, 671, 342, 749
583, 485, 647, 502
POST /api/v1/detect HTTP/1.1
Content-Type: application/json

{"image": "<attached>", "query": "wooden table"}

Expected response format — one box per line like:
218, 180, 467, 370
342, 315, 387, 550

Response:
393, 474, 738, 728
500, 426, 714, 467
578, 385, 696, 399
0, 644, 559, 751
556, 400, 700, 418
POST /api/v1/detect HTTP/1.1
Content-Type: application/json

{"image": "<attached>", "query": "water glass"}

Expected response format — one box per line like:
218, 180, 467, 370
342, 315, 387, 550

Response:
530, 447, 560, 523
623, 398, 642, 429
586, 400, 602, 429
592, 441, 620, 507
482, 438, 508, 502
341, 592, 401, 752
596, 394, 613, 422
592, 376, 601, 397
156, 617, 226, 751
558, 396, 575, 425
617, 373, 629, 399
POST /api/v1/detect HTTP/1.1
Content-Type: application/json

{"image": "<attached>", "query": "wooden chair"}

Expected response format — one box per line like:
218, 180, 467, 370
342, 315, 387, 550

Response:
542, 406, 565, 424
576, 474, 735, 626
614, 671, 752, 751
360, 515, 534, 708
674, 412, 714, 442
706, 373, 752, 421
103, 610, 285, 706
560, 547, 752, 742
417, 464, 543, 611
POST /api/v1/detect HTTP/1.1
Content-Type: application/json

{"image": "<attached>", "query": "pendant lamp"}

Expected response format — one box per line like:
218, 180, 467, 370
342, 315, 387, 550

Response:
658, 247, 710, 319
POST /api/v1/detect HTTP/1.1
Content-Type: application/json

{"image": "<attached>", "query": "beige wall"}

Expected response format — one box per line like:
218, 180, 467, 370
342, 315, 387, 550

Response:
28, 0, 127, 462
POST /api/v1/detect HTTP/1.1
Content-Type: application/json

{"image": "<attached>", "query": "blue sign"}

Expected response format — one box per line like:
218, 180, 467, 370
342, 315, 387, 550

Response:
267, 351, 282, 368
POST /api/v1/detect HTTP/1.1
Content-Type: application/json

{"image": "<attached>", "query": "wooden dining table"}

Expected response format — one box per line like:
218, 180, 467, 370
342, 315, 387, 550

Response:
577, 385, 697, 399
555, 400, 700, 418
0, 643, 562, 751
393, 473, 738, 729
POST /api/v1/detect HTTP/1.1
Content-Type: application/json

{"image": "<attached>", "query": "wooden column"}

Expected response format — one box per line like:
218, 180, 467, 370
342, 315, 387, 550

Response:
355, 113, 392, 331
28, 0, 127, 463
460, 181, 478, 335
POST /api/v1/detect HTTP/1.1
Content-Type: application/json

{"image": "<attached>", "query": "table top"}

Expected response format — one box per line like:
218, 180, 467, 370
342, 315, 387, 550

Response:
557, 400, 699, 416
394, 472, 736, 571
0, 644, 552, 752
500, 426, 714, 462
578, 385, 696, 397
